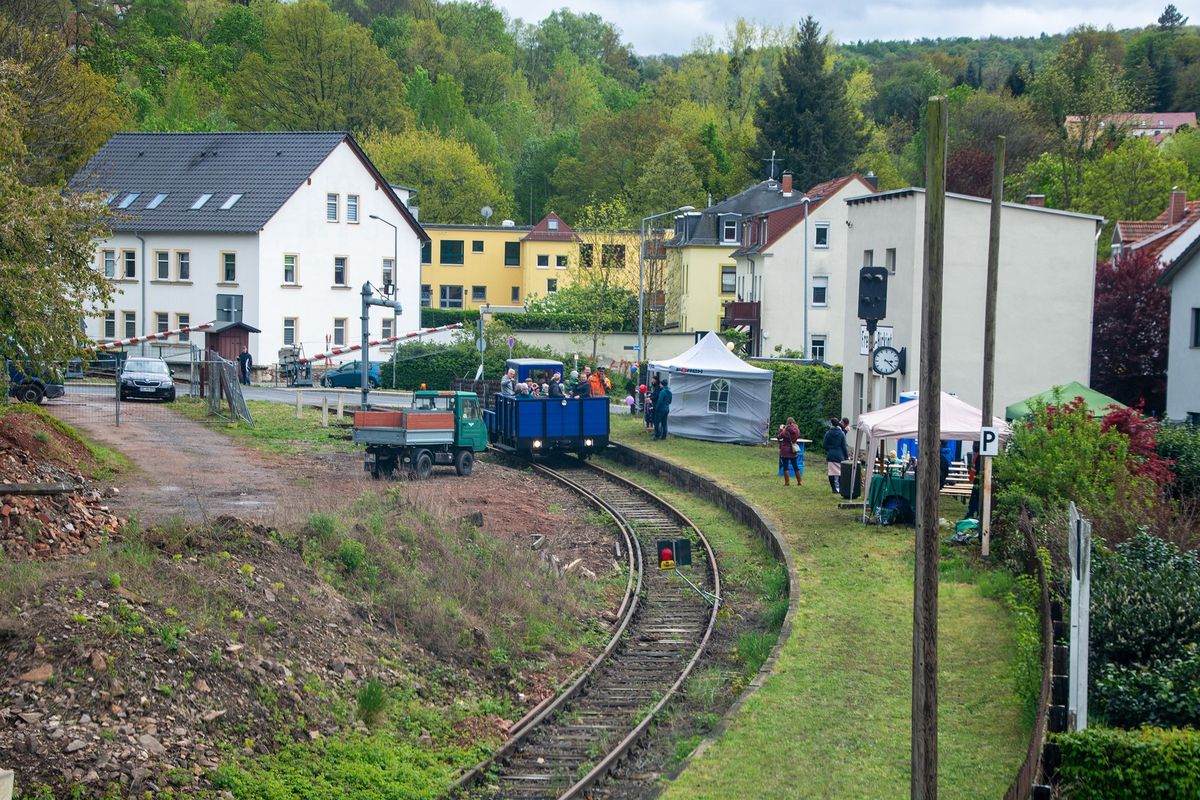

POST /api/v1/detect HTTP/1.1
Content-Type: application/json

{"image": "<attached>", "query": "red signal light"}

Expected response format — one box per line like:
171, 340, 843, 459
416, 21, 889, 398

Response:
659, 546, 673, 563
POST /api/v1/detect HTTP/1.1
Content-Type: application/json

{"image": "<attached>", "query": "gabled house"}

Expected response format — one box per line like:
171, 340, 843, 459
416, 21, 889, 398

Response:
1156, 234, 1200, 423
1111, 189, 1200, 261
726, 173, 877, 361
1066, 112, 1197, 147
69, 131, 426, 364
662, 173, 821, 334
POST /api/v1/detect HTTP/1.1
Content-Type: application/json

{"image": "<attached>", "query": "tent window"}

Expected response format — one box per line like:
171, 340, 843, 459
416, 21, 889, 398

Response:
708, 378, 730, 414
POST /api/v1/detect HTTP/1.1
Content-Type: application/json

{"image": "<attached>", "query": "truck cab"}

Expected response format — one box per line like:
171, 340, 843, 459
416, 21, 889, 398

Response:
352, 390, 486, 479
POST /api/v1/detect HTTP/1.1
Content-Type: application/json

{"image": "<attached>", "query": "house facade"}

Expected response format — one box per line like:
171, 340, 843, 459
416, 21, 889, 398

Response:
1157, 240, 1200, 423
839, 189, 1102, 423
70, 132, 426, 365
419, 214, 640, 310
727, 174, 876, 361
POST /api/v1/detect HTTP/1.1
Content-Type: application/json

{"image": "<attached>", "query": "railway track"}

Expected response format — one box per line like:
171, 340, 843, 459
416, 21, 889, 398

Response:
450, 456, 721, 800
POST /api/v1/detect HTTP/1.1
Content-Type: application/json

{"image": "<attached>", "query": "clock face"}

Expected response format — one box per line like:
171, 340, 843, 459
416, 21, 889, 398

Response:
872, 346, 901, 375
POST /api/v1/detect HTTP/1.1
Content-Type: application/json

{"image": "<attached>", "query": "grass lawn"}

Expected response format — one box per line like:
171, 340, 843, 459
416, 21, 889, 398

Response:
606, 416, 1028, 799
173, 397, 357, 455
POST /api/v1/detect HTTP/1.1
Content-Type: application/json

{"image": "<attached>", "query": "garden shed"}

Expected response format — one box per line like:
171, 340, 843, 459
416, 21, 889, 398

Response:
649, 332, 773, 444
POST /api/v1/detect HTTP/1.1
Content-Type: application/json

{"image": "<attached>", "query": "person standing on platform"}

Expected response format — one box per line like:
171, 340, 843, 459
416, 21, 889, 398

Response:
653, 377, 673, 440
823, 417, 848, 494
778, 417, 802, 486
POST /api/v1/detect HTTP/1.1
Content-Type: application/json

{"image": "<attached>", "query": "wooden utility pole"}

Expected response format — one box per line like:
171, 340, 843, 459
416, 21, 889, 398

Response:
913, 95, 947, 800
980, 136, 1005, 558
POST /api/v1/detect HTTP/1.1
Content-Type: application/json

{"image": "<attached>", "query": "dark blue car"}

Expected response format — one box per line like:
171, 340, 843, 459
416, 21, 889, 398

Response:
320, 360, 384, 389
7, 360, 66, 404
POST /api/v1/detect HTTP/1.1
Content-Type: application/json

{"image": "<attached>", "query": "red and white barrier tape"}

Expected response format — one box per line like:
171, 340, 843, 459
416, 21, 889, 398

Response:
300, 323, 464, 363
89, 320, 217, 352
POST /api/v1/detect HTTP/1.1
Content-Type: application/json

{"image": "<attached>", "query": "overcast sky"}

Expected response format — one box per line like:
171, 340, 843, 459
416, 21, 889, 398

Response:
497, 0, 1160, 55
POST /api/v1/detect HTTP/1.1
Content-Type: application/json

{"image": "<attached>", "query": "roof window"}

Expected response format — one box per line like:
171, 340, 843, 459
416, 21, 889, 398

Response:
220, 194, 243, 210
146, 193, 168, 209
190, 193, 213, 210
548, 219, 559, 230
117, 193, 140, 209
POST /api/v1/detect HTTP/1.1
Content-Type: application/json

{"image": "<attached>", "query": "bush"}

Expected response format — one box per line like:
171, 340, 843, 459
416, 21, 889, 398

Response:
750, 361, 841, 446
419, 308, 479, 328
379, 336, 562, 390
337, 539, 368, 574
1093, 645, 1200, 728
491, 311, 634, 332
356, 679, 388, 727
1052, 726, 1200, 799
1157, 421, 1200, 499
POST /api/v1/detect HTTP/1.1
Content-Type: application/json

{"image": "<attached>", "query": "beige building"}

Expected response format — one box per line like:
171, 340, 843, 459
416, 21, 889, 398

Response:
839, 189, 1102, 423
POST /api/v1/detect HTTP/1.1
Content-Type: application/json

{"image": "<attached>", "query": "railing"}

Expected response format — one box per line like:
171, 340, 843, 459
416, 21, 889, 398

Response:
721, 300, 760, 324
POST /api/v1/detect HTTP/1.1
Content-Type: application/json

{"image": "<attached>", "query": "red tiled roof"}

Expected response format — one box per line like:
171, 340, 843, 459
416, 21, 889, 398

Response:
760, 174, 874, 250
522, 211, 578, 242
1117, 198, 1200, 262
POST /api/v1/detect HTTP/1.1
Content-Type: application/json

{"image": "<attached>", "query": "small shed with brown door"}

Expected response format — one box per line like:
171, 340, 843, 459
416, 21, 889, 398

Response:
204, 321, 261, 362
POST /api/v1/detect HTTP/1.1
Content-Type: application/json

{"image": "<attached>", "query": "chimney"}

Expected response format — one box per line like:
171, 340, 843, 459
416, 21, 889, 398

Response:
1024, 194, 1045, 207
781, 172, 793, 197
1169, 188, 1187, 225
865, 171, 879, 190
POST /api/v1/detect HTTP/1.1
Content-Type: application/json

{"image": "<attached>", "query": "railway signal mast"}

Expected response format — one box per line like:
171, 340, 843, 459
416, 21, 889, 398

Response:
360, 282, 403, 410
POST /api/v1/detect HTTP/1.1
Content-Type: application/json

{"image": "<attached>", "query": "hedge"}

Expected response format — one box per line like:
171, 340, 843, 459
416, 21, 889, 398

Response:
750, 360, 842, 447
379, 339, 560, 390
491, 311, 634, 332
1052, 726, 1200, 799
419, 308, 480, 328
1157, 421, 1200, 499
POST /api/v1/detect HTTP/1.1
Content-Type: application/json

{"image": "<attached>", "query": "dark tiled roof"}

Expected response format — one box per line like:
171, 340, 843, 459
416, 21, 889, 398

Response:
69, 132, 424, 239
669, 180, 811, 247
523, 212, 579, 242
731, 175, 873, 257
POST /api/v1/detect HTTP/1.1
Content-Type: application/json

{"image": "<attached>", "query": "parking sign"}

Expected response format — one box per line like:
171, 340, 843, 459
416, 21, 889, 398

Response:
980, 427, 1000, 457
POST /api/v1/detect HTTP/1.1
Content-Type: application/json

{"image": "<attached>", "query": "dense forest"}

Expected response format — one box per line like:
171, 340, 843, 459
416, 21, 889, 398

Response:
5, 0, 1200, 245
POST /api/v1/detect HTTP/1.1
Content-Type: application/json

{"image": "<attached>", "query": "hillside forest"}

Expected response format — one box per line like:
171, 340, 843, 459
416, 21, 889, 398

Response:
4, 0, 1200, 245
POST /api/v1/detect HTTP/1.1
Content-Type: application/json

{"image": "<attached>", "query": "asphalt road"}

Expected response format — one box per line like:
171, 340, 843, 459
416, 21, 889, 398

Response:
242, 385, 413, 409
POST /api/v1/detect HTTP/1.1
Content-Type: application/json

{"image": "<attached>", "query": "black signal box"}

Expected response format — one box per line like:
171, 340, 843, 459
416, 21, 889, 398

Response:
655, 538, 692, 570
858, 266, 889, 321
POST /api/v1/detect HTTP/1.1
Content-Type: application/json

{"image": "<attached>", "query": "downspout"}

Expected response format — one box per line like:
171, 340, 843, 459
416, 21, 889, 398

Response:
135, 232, 146, 356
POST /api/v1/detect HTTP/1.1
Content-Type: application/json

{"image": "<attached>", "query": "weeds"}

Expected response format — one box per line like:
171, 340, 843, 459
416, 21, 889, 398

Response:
356, 679, 388, 727
733, 631, 774, 676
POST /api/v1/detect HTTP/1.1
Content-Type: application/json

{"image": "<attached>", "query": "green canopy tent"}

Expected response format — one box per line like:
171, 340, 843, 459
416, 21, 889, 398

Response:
1004, 381, 1126, 420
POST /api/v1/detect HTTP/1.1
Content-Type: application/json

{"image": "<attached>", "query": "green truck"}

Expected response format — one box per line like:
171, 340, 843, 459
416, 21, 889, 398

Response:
352, 390, 487, 479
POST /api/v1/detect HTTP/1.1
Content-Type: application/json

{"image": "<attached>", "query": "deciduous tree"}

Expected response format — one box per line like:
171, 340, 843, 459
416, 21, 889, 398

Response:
1091, 249, 1170, 412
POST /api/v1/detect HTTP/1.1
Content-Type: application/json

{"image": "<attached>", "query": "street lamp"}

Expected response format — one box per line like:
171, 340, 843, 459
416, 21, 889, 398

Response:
368, 214, 398, 387
639, 205, 695, 365
800, 195, 811, 360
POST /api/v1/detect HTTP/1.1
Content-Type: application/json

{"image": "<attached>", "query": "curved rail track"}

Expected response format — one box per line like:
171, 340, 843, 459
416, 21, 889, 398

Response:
449, 456, 721, 800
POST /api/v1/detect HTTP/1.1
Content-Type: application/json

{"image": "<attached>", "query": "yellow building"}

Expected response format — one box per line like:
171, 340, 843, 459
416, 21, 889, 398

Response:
420, 213, 640, 310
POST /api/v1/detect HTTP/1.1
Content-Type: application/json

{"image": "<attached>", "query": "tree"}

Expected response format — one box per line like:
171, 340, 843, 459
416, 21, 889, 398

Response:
1159, 4, 1188, 31
570, 198, 637, 360
225, 0, 411, 133
633, 139, 704, 220
360, 128, 511, 223
1077, 136, 1187, 229
0, 76, 112, 371
754, 17, 867, 190
1091, 249, 1170, 412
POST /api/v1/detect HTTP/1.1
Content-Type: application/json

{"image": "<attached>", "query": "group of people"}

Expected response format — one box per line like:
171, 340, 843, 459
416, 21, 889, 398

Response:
640, 375, 673, 440
499, 364, 613, 400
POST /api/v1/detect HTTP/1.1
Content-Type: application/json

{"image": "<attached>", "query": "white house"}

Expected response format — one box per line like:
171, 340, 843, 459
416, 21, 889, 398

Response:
1157, 239, 1200, 423
68, 131, 427, 365
729, 173, 876, 362
838, 188, 1103, 423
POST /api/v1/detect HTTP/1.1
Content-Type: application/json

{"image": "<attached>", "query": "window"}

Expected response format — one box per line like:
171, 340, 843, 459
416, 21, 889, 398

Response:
333, 256, 347, 286
439, 285, 463, 308
283, 254, 297, 284
511, 286, 520, 302
440, 240, 464, 265
1192, 308, 1200, 347
216, 294, 243, 323
117, 192, 139, 209
886, 376, 898, 406
854, 371, 864, 416
103, 311, 115, 339
811, 275, 829, 306
123, 250, 136, 278
220, 193, 242, 210
537, 254, 549, 268
155, 312, 169, 333
501, 241, 519, 266
471, 285, 487, 302
421, 241, 432, 264
333, 318, 346, 346
156, 251, 169, 280
885, 247, 897, 274
556, 255, 568, 268
546, 278, 558, 294
177, 313, 190, 342
814, 223, 830, 248
472, 240, 484, 253
721, 266, 736, 294
381, 318, 393, 340
222, 252, 237, 283
191, 194, 212, 209
102, 250, 115, 278
283, 318, 296, 346
722, 219, 738, 243
177, 251, 190, 281
863, 249, 874, 267
810, 335, 826, 362
548, 218, 559, 230
421, 284, 431, 307
326, 193, 339, 222
579, 244, 594, 268
346, 194, 359, 223
1188, 412, 1200, 426
708, 378, 730, 413
123, 311, 137, 339
382, 258, 394, 287
146, 193, 167, 209
601, 244, 626, 269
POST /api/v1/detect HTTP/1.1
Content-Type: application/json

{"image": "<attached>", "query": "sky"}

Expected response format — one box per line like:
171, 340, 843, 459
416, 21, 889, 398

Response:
495, 0, 1161, 55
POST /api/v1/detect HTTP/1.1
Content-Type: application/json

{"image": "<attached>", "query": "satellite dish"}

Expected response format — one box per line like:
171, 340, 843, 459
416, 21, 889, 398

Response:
481, 206, 493, 221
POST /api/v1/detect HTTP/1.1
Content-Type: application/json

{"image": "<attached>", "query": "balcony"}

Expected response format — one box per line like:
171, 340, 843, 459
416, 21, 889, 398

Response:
722, 300, 760, 326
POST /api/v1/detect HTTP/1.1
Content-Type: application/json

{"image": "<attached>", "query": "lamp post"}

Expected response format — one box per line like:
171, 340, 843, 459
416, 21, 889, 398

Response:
369, 214, 398, 387
639, 205, 695, 366
800, 195, 811, 359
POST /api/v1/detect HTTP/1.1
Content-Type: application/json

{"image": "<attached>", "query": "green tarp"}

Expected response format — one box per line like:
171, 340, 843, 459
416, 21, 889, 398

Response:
1004, 381, 1126, 420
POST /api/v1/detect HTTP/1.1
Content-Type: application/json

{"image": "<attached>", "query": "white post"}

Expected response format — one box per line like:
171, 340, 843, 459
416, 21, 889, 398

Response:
337, 392, 344, 420
321, 396, 329, 428
1068, 501, 1092, 730
1, 767, 13, 800
295, 391, 303, 420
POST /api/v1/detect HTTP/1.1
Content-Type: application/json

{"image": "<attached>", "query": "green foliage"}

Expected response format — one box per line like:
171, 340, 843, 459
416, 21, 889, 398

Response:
336, 539, 368, 574
733, 631, 774, 676
1094, 645, 1200, 728
418, 308, 479, 328
307, 513, 339, 543
1156, 422, 1200, 498
355, 679, 388, 727
1052, 726, 1200, 799
751, 361, 842, 446
1004, 573, 1044, 726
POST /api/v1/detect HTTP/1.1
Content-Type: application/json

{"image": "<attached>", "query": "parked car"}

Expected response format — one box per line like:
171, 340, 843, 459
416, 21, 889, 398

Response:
6, 359, 66, 404
321, 360, 384, 389
119, 357, 176, 402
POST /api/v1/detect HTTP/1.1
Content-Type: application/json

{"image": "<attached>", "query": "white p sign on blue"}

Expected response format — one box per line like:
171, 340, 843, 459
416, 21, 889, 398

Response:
980, 427, 1000, 457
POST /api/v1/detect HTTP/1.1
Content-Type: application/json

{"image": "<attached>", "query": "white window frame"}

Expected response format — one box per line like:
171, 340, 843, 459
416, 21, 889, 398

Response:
102, 250, 115, 278
102, 310, 116, 339
885, 247, 897, 274
471, 285, 487, 302
176, 251, 190, 281
283, 254, 297, 285
333, 318, 347, 346
813, 222, 830, 249
346, 194, 359, 223
811, 275, 829, 307
721, 266, 736, 294
421, 285, 432, 307
556, 254, 568, 269
863, 249, 874, 267
123, 250, 136, 279
123, 311, 137, 339
176, 313, 190, 342
546, 278, 558, 294
326, 193, 339, 222
511, 286, 520, 302
333, 256, 348, 286
382, 257, 394, 287
537, 254, 549, 268
708, 378, 730, 414
283, 318, 296, 346
221, 252, 237, 283
381, 317, 393, 340
722, 219, 738, 243
439, 285, 464, 309
810, 335, 826, 362
155, 251, 169, 281
155, 312, 169, 333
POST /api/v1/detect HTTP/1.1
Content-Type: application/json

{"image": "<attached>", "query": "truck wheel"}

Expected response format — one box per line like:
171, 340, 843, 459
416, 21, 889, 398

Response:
414, 450, 433, 480
16, 384, 43, 404
454, 450, 475, 477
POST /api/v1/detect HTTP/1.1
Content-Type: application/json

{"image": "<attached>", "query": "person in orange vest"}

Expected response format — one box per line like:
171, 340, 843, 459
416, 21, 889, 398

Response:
587, 368, 604, 397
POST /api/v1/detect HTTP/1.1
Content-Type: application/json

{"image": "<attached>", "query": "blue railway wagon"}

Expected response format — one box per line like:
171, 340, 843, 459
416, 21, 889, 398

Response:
486, 394, 609, 456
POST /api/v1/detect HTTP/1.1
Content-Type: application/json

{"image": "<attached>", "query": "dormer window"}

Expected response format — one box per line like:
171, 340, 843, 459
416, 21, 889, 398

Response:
548, 219, 559, 231
191, 193, 212, 210
722, 219, 738, 243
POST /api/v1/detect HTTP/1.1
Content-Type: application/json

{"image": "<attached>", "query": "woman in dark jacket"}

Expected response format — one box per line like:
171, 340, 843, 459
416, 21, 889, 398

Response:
777, 417, 802, 487
822, 418, 849, 494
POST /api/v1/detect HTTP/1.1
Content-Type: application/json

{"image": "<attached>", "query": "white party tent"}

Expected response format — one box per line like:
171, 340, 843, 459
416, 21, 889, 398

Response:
853, 391, 1011, 463
649, 332, 773, 444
